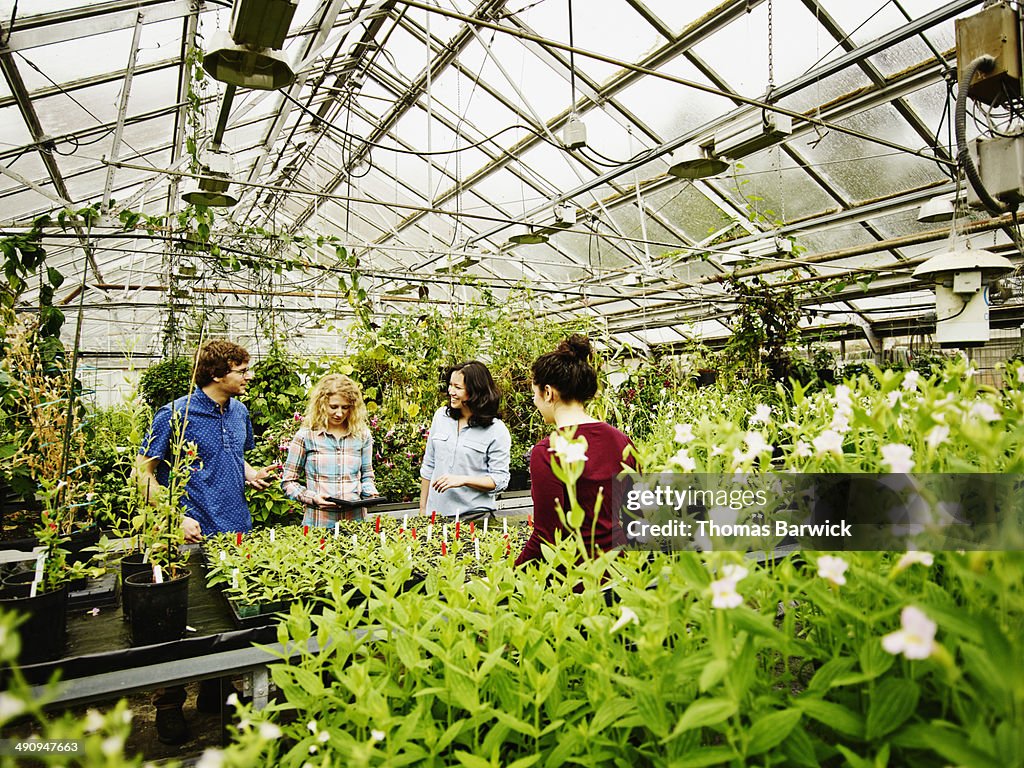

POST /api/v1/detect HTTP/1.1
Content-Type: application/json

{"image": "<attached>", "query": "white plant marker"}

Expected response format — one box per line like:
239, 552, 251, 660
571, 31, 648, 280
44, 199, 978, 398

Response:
474, 538, 480, 561
153, 564, 164, 584
483, 518, 488, 535
402, 514, 408, 529
270, 528, 276, 543
232, 568, 239, 589
219, 550, 227, 562
443, 523, 449, 543
427, 524, 433, 542
334, 521, 340, 538
380, 531, 386, 547
351, 534, 358, 547
503, 517, 508, 535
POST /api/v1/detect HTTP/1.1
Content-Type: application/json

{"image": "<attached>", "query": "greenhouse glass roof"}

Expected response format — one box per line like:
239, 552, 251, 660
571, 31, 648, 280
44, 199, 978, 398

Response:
0, 0, 1019, 356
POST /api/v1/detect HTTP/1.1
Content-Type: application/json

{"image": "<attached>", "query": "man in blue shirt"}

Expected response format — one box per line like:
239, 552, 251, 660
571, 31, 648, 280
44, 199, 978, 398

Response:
136, 339, 275, 744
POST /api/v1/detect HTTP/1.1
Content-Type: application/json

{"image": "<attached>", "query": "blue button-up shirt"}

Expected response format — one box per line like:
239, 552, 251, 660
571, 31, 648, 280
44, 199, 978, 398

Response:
141, 387, 255, 535
420, 406, 511, 517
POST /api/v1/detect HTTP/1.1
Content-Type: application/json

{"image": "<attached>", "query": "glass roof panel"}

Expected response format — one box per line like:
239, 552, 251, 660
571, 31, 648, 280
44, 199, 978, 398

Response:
796, 102, 945, 203
515, 0, 664, 85
689, 2, 825, 99
614, 52, 738, 140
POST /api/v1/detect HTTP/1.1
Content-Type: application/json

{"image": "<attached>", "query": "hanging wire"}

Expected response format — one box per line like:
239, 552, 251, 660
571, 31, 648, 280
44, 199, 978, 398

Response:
567, 0, 577, 115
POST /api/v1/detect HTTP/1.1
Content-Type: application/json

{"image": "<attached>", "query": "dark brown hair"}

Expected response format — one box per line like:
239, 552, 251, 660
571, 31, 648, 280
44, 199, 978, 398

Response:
531, 334, 598, 403
194, 340, 249, 387
446, 360, 501, 427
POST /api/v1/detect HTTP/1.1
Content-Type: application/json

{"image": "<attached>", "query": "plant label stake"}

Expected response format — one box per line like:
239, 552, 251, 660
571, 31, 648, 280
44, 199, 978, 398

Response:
427, 524, 433, 542
443, 524, 448, 543
303, 525, 309, 537
412, 527, 417, 540
379, 531, 386, 547
231, 568, 239, 589
470, 521, 475, 537
503, 517, 507, 535
402, 514, 408, 529
334, 521, 340, 538
351, 534, 358, 547
320, 537, 326, 551
219, 551, 226, 562
455, 521, 461, 540
375, 515, 381, 533
441, 540, 447, 556
483, 518, 488, 535
430, 510, 436, 525
142, 547, 151, 564
236, 532, 243, 546
270, 528, 276, 543
474, 538, 480, 561
153, 565, 164, 584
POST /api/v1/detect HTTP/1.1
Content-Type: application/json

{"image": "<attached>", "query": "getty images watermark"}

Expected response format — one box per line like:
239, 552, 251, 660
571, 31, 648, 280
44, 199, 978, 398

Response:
613, 473, 1024, 552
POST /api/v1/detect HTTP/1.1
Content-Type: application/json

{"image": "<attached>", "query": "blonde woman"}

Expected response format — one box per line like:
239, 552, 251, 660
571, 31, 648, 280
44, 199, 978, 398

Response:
282, 374, 379, 526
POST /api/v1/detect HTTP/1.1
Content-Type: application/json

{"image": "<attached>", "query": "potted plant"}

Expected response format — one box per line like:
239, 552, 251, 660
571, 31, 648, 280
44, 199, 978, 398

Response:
121, 417, 196, 646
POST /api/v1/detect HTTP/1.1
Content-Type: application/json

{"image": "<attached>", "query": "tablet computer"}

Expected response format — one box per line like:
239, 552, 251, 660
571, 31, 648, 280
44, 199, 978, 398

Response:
326, 496, 391, 509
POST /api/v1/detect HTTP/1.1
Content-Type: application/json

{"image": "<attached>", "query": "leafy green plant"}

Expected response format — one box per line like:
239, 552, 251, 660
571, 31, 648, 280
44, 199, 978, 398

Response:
138, 357, 194, 409
244, 346, 307, 434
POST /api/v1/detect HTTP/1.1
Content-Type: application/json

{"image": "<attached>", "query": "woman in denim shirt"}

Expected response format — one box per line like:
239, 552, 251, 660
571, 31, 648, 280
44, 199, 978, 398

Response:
419, 361, 511, 519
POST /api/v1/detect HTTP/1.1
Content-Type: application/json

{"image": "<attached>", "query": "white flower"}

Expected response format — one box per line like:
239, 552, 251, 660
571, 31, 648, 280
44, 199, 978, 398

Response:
710, 444, 724, 457
793, 440, 811, 458
370, 729, 386, 743
965, 365, 978, 378
307, 720, 318, 733
834, 384, 852, 407
0, 692, 25, 720
720, 563, 748, 582
882, 606, 937, 659
969, 402, 1000, 422
550, 434, 588, 464
750, 404, 772, 425
925, 425, 949, 450
885, 390, 901, 408
317, 730, 330, 744
710, 578, 743, 609
226, 692, 239, 707
196, 749, 226, 768
673, 423, 695, 444
259, 722, 283, 740
829, 412, 851, 433
670, 448, 696, 472
813, 429, 844, 456
881, 443, 915, 473
609, 606, 639, 634
84, 708, 106, 733
894, 550, 934, 573
121, 709, 134, 725
817, 555, 848, 586
745, 430, 770, 456
901, 370, 920, 391
101, 736, 124, 757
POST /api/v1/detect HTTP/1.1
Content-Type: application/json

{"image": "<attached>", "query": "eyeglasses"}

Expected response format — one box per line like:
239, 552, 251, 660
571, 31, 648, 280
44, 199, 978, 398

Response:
228, 367, 250, 376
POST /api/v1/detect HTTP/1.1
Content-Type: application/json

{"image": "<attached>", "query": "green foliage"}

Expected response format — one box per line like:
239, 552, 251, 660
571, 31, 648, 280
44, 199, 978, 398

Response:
138, 357, 194, 409
370, 420, 428, 503
723, 275, 806, 385
245, 347, 307, 434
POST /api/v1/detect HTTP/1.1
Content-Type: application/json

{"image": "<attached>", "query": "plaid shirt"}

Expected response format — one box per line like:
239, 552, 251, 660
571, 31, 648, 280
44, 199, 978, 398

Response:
281, 427, 378, 527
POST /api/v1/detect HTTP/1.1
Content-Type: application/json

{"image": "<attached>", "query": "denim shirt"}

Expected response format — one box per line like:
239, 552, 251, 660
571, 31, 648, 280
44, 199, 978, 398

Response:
141, 387, 255, 535
420, 406, 511, 517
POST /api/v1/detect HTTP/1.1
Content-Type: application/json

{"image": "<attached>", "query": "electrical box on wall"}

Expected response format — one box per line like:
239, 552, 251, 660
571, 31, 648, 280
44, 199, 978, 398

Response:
955, 1, 1021, 105
966, 134, 1024, 207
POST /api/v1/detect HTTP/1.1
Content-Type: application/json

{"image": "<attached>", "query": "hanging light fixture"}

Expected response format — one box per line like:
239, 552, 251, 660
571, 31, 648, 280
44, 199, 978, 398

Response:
203, 0, 297, 90
508, 226, 549, 245
668, 143, 730, 179
181, 148, 239, 207
916, 194, 957, 224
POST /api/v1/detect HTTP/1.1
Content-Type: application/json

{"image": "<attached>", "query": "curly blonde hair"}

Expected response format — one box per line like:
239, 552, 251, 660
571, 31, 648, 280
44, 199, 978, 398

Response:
304, 374, 369, 438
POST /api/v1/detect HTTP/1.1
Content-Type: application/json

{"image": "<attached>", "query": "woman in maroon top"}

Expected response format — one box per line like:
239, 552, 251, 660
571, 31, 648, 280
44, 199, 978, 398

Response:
515, 335, 635, 566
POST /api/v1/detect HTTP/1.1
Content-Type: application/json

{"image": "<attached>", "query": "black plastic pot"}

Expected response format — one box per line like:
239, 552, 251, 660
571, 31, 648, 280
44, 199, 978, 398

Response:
119, 552, 153, 623
122, 567, 191, 646
0, 572, 69, 664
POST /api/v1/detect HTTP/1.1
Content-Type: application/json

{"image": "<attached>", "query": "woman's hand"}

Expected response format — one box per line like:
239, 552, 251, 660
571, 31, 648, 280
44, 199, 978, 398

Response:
431, 474, 466, 493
